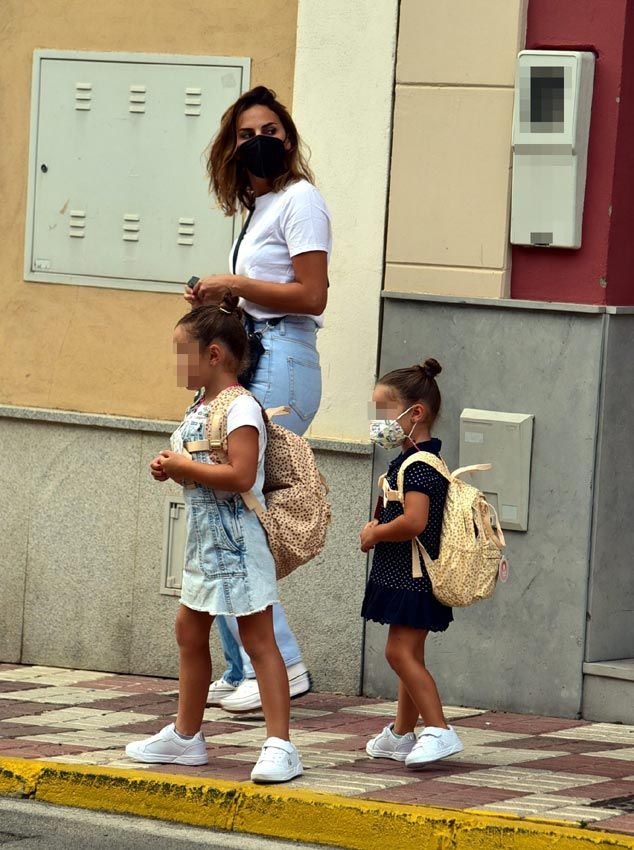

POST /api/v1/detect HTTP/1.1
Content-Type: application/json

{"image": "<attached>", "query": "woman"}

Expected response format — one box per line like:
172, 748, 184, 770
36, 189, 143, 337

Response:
186, 85, 331, 713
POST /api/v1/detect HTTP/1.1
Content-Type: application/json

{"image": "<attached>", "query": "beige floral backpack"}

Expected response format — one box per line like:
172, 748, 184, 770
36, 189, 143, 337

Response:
184, 385, 331, 579
381, 451, 506, 607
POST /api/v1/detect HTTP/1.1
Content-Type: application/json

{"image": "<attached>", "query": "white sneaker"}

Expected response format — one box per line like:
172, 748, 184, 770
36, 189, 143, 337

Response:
405, 725, 463, 768
207, 677, 238, 707
125, 723, 208, 766
366, 724, 417, 762
250, 737, 303, 784
220, 662, 311, 714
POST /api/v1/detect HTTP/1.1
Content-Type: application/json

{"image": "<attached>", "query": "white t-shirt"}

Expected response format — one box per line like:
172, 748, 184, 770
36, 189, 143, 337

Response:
230, 179, 332, 328
171, 395, 266, 506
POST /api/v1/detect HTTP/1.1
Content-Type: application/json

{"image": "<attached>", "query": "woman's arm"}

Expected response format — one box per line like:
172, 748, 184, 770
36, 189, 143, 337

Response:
188, 250, 328, 315
158, 426, 259, 492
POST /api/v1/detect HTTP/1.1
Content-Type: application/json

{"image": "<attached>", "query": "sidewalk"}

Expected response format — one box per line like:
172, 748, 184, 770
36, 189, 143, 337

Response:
0, 663, 633, 849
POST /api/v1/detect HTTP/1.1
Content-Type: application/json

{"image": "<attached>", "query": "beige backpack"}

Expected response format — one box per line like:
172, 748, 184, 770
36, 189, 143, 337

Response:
183, 385, 331, 580
380, 451, 506, 607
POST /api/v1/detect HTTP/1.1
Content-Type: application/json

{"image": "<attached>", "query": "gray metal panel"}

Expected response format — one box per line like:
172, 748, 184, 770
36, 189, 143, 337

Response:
585, 315, 634, 662
363, 299, 603, 717
24, 50, 250, 293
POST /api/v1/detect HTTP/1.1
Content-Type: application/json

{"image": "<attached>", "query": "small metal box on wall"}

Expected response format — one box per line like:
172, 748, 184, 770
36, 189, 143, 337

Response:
459, 409, 534, 532
161, 497, 186, 596
24, 50, 250, 293
510, 50, 595, 249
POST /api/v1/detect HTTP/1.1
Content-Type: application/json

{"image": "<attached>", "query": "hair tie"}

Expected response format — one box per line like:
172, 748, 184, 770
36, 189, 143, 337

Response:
219, 307, 231, 315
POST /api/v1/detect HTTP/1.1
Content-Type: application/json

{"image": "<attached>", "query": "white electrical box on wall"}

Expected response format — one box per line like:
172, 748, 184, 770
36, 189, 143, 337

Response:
510, 50, 595, 249
25, 50, 250, 293
459, 409, 534, 532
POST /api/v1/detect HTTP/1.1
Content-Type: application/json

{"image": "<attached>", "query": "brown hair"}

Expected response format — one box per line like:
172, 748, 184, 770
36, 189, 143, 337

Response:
206, 85, 314, 215
176, 293, 248, 368
378, 358, 443, 422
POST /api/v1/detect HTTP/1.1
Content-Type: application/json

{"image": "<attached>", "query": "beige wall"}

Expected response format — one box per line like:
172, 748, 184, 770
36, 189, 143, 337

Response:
0, 0, 297, 420
385, 0, 527, 299
293, 0, 399, 443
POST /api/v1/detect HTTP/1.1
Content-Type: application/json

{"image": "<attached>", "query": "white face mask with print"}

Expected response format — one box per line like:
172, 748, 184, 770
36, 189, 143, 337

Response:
369, 406, 416, 450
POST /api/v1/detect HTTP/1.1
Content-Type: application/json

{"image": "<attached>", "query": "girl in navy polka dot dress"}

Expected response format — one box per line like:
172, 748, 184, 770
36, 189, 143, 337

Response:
360, 358, 464, 768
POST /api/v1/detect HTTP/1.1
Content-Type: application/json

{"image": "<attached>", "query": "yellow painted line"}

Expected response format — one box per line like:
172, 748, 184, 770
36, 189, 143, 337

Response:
1, 756, 634, 850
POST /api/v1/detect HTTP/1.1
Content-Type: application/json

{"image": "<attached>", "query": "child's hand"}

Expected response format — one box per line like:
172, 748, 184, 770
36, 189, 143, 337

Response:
150, 456, 169, 482
360, 520, 379, 553
158, 450, 189, 481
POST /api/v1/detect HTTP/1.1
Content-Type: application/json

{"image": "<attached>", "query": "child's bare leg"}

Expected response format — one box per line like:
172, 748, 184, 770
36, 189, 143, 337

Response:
238, 607, 290, 741
394, 680, 419, 734
386, 625, 447, 729
175, 605, 213, 735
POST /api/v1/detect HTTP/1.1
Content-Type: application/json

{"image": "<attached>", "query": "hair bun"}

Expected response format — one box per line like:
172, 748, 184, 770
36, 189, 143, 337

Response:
421, 358, 442, 379
219, 291, 241, 316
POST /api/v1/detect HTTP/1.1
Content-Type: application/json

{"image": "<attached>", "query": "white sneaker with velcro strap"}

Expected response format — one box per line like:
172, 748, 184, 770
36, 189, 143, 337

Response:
405, 725, 463, 768
251, 737, 303, 784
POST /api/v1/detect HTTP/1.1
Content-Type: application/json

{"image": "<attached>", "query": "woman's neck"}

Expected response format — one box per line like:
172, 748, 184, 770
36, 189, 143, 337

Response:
249, 175, 273, 197
201, 371, 241, 403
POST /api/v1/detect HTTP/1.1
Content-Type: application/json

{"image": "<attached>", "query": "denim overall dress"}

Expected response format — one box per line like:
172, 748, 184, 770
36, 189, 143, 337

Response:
170, 399, 279, 617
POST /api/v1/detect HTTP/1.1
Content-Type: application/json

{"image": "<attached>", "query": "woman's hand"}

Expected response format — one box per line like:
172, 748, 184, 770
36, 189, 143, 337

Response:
150, 455, 169, 482
158, 450, 190, 482
184, 275, 242, 307
360, 520, 380, 553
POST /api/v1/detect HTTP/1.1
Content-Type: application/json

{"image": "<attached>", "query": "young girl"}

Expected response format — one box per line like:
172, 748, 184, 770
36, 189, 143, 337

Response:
125, 295, 303, 784
360, 358, 464, 768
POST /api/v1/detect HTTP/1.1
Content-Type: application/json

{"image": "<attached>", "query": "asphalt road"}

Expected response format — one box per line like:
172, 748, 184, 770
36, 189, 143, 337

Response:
0, 799, 343, 850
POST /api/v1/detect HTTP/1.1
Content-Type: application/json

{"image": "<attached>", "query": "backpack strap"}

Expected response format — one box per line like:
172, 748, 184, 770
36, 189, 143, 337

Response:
396, 451, 452, 502
452, 463, 492, 479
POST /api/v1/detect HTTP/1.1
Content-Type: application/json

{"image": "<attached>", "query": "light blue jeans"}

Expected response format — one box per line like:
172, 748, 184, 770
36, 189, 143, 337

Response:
217, 315, 322, 683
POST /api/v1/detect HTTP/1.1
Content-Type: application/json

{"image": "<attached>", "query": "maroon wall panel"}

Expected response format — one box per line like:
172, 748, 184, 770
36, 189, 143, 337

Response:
511, 0, 628, 304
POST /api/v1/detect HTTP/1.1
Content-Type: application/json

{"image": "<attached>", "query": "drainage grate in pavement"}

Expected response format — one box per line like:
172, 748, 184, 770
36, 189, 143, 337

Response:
590, 794, 634, 813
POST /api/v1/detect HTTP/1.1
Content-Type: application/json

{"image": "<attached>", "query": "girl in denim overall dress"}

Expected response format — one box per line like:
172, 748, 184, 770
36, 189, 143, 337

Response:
360, 359, 464, 768
126, 295, 303, 784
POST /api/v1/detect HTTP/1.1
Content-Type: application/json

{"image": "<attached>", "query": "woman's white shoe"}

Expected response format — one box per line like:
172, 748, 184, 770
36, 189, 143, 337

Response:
250, 737, 303, 784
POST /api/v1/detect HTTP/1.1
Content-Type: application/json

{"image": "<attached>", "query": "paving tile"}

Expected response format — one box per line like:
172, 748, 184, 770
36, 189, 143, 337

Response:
0, 668, 116, 686
341, 757, 483, 779
17, 730, 143, 749
0, 723, 83, 738
290, 766, 419, 797
555, 779, 634, 801
513, 755, 634, 780
85, 695, 181, 714
437, 767, 609, 793
5, 708, 159, 730
589, 813, 634, 835
493, 736, 626, 755
361, 780, 522, 808
78, 676, 177, 694
544, 723, 634, 746
475, 794, 617, 823
454, 712, 590, 735
590, 748, 634, 762
0, 702, 67, 720
0, 682, 46, 694
206, 728, 355, 748
0, 687, 130, 705
444, 745, 569, 767
340, 702, 485, 721
222, 747, 365, 770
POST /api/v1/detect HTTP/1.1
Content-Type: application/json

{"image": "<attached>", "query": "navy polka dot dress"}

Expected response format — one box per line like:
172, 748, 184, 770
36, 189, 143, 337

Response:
361, 438, 453, 632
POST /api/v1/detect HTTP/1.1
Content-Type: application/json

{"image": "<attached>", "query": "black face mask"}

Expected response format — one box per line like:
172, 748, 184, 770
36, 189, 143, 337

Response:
237, 135, 288, 179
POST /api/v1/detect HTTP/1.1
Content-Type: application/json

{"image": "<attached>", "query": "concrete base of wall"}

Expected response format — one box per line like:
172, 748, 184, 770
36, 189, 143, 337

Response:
0, 410, 373, 696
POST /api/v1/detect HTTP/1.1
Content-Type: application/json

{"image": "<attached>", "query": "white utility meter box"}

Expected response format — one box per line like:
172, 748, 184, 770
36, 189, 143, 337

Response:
459, 409, 534, 532
510, 50, 595, 249
25, 50, 250, 293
